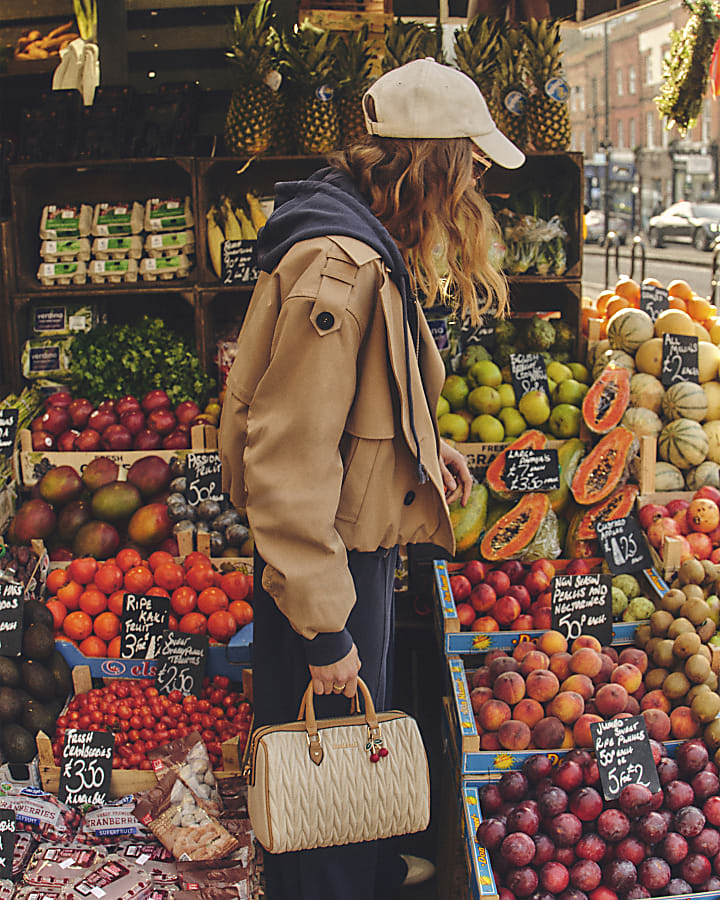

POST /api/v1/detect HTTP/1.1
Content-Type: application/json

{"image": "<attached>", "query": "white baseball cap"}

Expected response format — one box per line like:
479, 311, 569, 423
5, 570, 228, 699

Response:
363, 58, 525, 169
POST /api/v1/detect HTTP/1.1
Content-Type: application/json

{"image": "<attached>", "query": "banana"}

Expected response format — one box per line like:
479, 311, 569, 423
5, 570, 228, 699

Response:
236, 209, 257, 240
246, 193, 267, 232
221, 198, 243, 241
206, 208, 224, 278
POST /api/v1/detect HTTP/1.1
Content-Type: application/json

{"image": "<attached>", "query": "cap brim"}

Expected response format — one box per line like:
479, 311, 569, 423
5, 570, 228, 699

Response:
472, 129, 525, 169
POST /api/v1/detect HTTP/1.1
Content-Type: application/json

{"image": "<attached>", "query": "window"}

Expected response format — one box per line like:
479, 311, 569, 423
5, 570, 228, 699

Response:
629, 117, 636, 148
617, 119, 624, 148
628, 66, 637, 94
645, 54, 654, 85
617, 68, 624, 96
646, 111, 655, 148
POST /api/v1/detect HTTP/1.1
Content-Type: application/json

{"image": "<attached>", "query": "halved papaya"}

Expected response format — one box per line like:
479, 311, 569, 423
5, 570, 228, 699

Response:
449, 483, 488, 553
480, 493, 550, 561
571, 427, 637, 506
582, 365, 630, 434
485, 430, 547, 500
576, 484, 639, 540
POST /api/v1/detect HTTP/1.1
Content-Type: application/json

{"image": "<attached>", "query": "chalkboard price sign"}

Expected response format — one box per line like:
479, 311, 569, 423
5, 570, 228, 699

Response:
0, 409, 18, 460
155, 630, 208, 698
58, 729, 114, 808
551, 573, 612, 645
466, 314, 497, 350
640, 285, 669, 323
0, 580, 24, 657
596, 515, 653, 575
120, 594, 170, 659
504, 449, 560, 493
662, 333, 699, 386
590, 715, 661, 801
222, 240, 259, 286
0, 810, 15, 879
185, 452, 223, 506
510, 353, 548, 401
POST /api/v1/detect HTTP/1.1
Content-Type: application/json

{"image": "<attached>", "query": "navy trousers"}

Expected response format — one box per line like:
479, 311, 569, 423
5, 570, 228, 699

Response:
252, 547, 404, 900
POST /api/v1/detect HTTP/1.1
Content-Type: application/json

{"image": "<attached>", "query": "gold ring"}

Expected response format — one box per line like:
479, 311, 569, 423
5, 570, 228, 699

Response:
333, 683, 346, 692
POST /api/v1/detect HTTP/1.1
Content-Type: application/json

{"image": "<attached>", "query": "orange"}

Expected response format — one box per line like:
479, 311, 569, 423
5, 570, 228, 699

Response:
108, 636, 121, 657
207, 610, 238, 643
221, 571, 251, 602
68, 557, 98, 586
57, 580, 83, 611
79, 587, 107, 617
63, 610, 93, 642
124, 565, 154, 594
154, 562, 185, 592
642, 277, 663, 288
183, 551, 212, 570
46, 569, 68, 594
93, 611, 121, 642
79, 636, 107, 658
229, 600, 253, 627
149, 550, 175, 572
94, 563, 124, 595
179, 612, 208, 635
186, 565, 216, 593
595, 290, 614, 315
688, 296, 715, 322
108, 590, 125, 616
614, 276, 641, 306
116, 548, 143, 572
46, 599, 67, 631
667, 279, 693, 302
669, 296, 688, 312
197, 587, 229, 616
605, 296, 631, 319
171, 586, 197, 616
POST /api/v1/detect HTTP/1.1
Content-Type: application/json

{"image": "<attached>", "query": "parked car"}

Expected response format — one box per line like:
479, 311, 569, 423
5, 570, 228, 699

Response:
584, 209, 629, 245
647, 201, 720, 250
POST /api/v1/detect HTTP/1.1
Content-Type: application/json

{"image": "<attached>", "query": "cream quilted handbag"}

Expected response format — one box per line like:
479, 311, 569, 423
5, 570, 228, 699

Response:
246, 678, 430, 853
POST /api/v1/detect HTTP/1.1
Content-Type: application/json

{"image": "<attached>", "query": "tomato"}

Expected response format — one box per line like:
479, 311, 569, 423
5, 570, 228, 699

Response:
168, 690, 183, 705
91, 710, 104, 724
225, 706, 237, 719
197, 700, 210, 712
116, 683, 130, 699
140, 729, 153, 742
209, 689, 226, 705
128, 753, 143, 768
214, 676, 230, 690
211, 707, 225, 719
78, 714, 92, 729
145, 687, 159, 699
128, 729, 140, 742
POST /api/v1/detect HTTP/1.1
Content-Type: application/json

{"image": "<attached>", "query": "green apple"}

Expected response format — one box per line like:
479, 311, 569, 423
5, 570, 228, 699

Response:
553, 379, 588, 408
548, 403, 581, 438
441, 375, 469, 411
547, 361, 573, 384
467, 360, 502, 389
468, 386, 502, 416
436, 395, 451, 419
499, 407, 526, 437
438, 412, 470, 442
518, 390, 551, 426
470, 414, 505, 442
498, 384, 516, 408
568, 363, 591, 384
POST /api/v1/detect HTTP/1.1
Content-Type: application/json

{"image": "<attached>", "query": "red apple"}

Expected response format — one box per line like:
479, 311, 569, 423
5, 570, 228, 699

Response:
75, 428, 102, 451
133, 429, 163, 450
462, 560, 486, 585
115, 395, 141, 416
565, 559, 592, 575
41, 407, 71, 436
68, 398, 93, 428
88, 408, 117, 433
162, 430, 190, 450
450, 574, 472, 602
638, 503, 668, 530
31, 431, 54, 450
147, 408, 176, 436
56, 429, 79, 451
456, 603, 476, 628
175, 400, 201, 426
97, 399, 116, 413
142, 389, 171, 413
102, 424, 133, 450
119, 410, 145, 436
45, 391, 72, 409
696, 486, 720, 505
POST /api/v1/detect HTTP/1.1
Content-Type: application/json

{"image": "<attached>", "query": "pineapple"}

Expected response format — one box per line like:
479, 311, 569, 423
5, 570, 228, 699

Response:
523, 18, 571, 151
277, 23, 340, 156
495, 26, 529, 150
335, 25, 374, 146
382, 18, 443, 73
453, 16, 503, 121
224, 0, 278, 157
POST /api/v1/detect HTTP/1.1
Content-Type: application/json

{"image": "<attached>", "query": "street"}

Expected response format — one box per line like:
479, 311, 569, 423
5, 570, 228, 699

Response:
582, 242, 718, 300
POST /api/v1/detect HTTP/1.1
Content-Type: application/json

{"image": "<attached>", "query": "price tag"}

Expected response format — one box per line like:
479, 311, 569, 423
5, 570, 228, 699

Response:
222, 240, 259, 286
640, 285, 669, 323
590, 715, 660, 801
185, 452, 223, 507
0, 810, 15, 879
465, 314, 497, 350
510, 353, 548, 401
0, 409, 18, 460
503, 449, 560, 492
0, 581, 24, 657
120, 594, 170, 659
661, 333, 699, 386
596, 515, 654, 575
58, 729, 114, 807
551, 573, 612, 645
155, 630, 208, 698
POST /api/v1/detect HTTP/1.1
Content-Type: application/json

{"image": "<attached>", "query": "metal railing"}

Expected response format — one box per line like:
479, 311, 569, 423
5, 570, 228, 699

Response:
602, 233, 646, 287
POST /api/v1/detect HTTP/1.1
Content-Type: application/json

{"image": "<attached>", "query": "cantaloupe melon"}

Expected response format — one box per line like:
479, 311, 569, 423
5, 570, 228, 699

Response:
635, 338, 663, 377
661, 381, 709, 422
658, 418, 709, 469
629, 373, 665, 415
622, 407, 662, 438
698, 341, 720, 383
654, 461, 686, 491
607, 308, 654, 354
703, 420, 720, 464
686, 461, 720, 490
703, 381, 720, 421
695, 322, 712, 342
586, 339, 610, 370
592, 349, 636, 380
654, 309, 696, 337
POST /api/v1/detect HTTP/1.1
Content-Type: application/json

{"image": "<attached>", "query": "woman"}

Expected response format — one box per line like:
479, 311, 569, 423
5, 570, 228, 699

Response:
219, 58, 524, 900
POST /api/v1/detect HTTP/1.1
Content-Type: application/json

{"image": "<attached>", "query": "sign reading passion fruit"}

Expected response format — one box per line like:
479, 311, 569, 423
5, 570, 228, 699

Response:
590, 715, 660, 801
661, 333, 699, 386
510, 353, 548, 401
186, 452, 223, 506
550, 573, 612, 645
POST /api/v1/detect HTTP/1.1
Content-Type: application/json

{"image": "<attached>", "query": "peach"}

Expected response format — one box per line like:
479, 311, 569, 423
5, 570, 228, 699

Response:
535, 591, 552, 609
472, 617, 499, 632
488, 657, 519, 682
561, 726, 575, 749
561, 673, 595, 701
670, 706, 701, 740
532, 716, 565, 749
572, 635, 603, 653
569, 647, 602, 678
471, 686, 494, 713
549, 652, 572, 682
514, 698, 545, 729
594, 683, 629, 717
494, 671, 526, 706
477, 699, 512, 732
481, 732, 502, 750
485, 649, 509, 665
532, 559, 556, 580
547, 690, 585, 724
618, 647, 648, 674
514, 615, 535, 631
526, 669, 560, 703
573, 713, 604, 748
643, 708, 672, 742
603, 646, 619, 662
498, 719, 532, 750
513, 640, 539, 662
593, 653, 616, 686
624, 696, 640, 716
611, 663, 643, 694
538, 630, 568, 656
471, 666, 491, 688
520, 650, 550, 676
533, 607, 552, 630
640, 689, 672, 715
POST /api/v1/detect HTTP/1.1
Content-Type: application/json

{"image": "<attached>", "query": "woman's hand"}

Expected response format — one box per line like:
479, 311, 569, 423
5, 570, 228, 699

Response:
309, 643, 361, 698
439, 439, 473, 506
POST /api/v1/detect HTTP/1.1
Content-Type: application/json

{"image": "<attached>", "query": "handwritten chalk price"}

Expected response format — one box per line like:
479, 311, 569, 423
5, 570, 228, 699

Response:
58, 729, 114, 807
590, 716, 660, 801
0, 810, 14, 879
640, 285, 669, 323
662, 333, 699, 386
510, 353, 548, 401
185, 452, 222, 506
551, 573, 612, 645
596, 516, 653, 575
155, 630, 208, 698
120, 594, 170, 659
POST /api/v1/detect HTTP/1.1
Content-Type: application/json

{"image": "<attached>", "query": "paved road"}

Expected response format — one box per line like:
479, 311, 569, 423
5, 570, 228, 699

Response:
582, 242, 717, 300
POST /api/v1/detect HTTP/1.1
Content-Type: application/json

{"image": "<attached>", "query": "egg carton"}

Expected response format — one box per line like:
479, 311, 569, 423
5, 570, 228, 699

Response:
92, 235, 143, 260
39, 204, 92, 240
144, 230, 195, 259
40, 238, 91, 263
144, 197, 194, 233
139, 254, 191, 281
37, 260, 87, 286
88, 258, 139, 284
92, 202, 144, 237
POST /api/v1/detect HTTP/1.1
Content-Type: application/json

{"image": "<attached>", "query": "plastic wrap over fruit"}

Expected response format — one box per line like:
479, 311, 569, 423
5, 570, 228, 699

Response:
515, 508, 562, 562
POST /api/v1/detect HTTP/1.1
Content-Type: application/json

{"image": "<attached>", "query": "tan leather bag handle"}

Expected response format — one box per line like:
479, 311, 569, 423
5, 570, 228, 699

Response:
298, 678, 379, 739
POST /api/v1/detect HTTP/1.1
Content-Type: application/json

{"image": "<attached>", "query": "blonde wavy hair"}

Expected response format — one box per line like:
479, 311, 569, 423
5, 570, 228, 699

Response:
328, 135, 509, 324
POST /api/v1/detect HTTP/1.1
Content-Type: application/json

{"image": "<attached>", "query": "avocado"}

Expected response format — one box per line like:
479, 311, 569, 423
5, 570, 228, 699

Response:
23, 598, 54, 632
0, 657, 20, 688
44, 696, 65, 719
0, 687, 22, 723
1, 723, 36, 763
22, 701, 55, 738
47, 649, 72, 699
22, 623, 55, 662
20, 659, 55, 700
